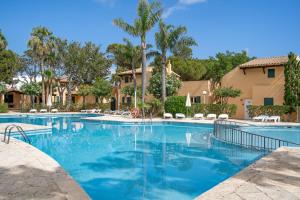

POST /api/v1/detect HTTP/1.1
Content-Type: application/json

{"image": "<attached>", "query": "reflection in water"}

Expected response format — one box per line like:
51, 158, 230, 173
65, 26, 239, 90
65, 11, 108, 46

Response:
1, 115, 267, 200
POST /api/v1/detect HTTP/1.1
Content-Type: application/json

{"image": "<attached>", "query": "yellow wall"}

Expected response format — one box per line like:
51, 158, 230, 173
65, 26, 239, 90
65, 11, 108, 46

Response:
177, 81, 212, 103
221, 66, 285, 119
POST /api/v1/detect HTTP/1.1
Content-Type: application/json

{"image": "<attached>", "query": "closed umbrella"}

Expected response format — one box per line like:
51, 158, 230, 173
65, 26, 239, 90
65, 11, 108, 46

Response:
47, 94, 52, 112
186, 93, 191, 117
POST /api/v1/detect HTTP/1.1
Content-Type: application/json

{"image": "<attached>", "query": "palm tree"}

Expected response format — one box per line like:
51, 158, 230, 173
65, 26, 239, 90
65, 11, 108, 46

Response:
107, 39, 156, 109
28, 26, 53, 106
155, 20, 197, 107
0, 30, 8, 51
113, 0, 162, 116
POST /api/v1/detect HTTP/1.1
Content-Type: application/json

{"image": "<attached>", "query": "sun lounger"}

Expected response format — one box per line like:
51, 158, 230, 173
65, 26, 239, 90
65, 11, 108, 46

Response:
175, 113, 186, 119
218, 114, 229, 120
81, 110, 87, 113
40, 109, 47, 113
29, 109, 37, 113
194, 113, 204, 119
87, 109, 96, 113
207, 114, 217, 120
163, 113, 173, 119
253, 115, 268, 122
51, 109, 58, 113
265, 116, 281, 122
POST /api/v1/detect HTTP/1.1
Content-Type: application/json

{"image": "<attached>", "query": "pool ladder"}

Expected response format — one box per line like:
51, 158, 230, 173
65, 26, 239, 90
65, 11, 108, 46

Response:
2, 125, 31, 144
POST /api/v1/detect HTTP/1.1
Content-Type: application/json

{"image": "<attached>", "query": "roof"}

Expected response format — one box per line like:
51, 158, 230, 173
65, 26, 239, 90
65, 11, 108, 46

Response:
239, 56, 289, 69
117, 66, 181, 77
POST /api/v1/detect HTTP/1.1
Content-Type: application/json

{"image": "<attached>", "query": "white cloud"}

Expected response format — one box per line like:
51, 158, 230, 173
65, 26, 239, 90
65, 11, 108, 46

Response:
163, 0, 207, 18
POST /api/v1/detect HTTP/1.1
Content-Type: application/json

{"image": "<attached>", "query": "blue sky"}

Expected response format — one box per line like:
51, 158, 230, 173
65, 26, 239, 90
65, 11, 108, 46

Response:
1, 0, 300, 59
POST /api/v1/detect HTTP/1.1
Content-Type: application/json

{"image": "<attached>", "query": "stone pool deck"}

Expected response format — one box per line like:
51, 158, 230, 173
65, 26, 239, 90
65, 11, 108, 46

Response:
196, 147, 300, 200
0, 138, 90, 200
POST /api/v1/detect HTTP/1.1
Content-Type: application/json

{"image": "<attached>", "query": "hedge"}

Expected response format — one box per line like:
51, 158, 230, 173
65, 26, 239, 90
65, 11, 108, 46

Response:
0, 103, 8, 113
247, 105, 291, 118
165, 96, 237, 117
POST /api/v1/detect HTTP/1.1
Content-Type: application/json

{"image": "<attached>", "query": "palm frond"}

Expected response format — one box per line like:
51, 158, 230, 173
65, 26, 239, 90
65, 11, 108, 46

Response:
113, 18, 138, 36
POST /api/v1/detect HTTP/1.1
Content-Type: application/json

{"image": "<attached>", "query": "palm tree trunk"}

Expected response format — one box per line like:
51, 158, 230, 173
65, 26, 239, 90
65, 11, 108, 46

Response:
41, 61, 46, 106
132, 63, 137, 109
66, 80, 72, 111
162, 55, 167, 110
141, 41, 147, 117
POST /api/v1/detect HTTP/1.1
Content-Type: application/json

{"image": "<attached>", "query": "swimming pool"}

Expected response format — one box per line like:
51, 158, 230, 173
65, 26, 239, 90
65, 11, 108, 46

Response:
0, 115, 266, 200
241, 126, 300, 144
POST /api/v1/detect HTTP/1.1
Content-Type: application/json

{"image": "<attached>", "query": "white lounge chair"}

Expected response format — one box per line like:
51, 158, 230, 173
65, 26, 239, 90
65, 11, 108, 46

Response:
29, 109, 37, 113
253, 115, 268, 122
207, 114, 217, 120
175, 113, 186, 119
163, 113, 173, 119
87, 109, 96, 113
194, 113, 204, 119
81, 110, 87, 113
265, 116, 281, 122
51, 109, 58, 113
218, 114, 229, 120
40, 109, 47, 113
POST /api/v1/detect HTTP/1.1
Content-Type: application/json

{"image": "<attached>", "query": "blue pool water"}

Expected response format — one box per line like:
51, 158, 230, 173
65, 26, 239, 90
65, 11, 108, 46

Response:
0, 115, 266, 200
241, 126, 300, 144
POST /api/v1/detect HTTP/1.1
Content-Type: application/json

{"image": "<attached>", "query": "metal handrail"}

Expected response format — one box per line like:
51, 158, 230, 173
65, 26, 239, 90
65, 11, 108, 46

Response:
2, 125, 31, 144
213, 120, 300, 151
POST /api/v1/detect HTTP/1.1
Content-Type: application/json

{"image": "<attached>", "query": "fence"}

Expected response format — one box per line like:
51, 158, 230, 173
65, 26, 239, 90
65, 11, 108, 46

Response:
213, 120, 300, 151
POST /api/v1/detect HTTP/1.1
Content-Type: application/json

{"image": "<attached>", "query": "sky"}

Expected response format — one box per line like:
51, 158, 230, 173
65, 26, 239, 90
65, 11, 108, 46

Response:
1, 0, 300, 59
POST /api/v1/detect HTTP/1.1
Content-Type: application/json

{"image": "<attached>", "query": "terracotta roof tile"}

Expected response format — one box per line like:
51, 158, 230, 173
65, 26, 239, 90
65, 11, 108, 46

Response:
239, 56, 288, 68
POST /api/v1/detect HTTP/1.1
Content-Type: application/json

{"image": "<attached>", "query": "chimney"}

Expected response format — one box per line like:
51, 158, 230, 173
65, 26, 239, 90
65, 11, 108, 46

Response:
167, 60, 172, 75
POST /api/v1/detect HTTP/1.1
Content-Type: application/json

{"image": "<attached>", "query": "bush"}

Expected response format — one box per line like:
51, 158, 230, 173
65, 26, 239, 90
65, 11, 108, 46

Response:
0, 103, 8, 113
165, 96, 237, 117
165, 96, 186, 116
191, 103, 237, 117
247, 105, 291, 118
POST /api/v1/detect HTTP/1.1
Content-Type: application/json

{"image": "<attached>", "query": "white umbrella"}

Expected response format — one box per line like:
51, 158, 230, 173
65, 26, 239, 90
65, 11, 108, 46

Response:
186, 93, 191, 107
47, 94, 52, 112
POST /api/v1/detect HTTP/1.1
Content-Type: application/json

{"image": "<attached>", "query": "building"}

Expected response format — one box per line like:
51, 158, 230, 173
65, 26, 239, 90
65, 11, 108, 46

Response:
177, 81, 212, 104
221, 56, 289, 119
115, 61, 212, 110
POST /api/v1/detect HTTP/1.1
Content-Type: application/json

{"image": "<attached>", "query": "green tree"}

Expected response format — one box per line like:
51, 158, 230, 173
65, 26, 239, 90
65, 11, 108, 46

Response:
78, 84, 92, 108
0, 50, 21, 84
0, 83, 6, 103
169, 57, 208, 81
20, 82, 41, 108
214, 87, 241, 104
148, 73, 181, 99
284, 52, 300, 109
0, 30, 8, 51
205, 51, 254, 88
155, 20, 196, 106
28, 26, 54, 106
114, 0, 162, 115
91, 78, 112, 103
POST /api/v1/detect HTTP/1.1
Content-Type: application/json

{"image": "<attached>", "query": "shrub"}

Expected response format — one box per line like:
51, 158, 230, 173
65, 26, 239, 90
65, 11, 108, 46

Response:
247, 105, 291, 118
165, 96, 186, 116
0, 103, 8, 113
165, 96, 238, 117
191, 103, 237, 117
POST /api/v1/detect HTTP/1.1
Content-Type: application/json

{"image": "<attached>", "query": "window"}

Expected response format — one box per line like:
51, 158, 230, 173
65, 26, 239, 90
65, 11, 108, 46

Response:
124, 76, 129, 83
194, 96, 201, 103
96, 97, 99, 103
122, 97, 125, 104
264, 98, 274, 106
72, 96, 76, 104
127, 97, 132, 105
4, 94, 13, 104
268, 68, 275, 78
